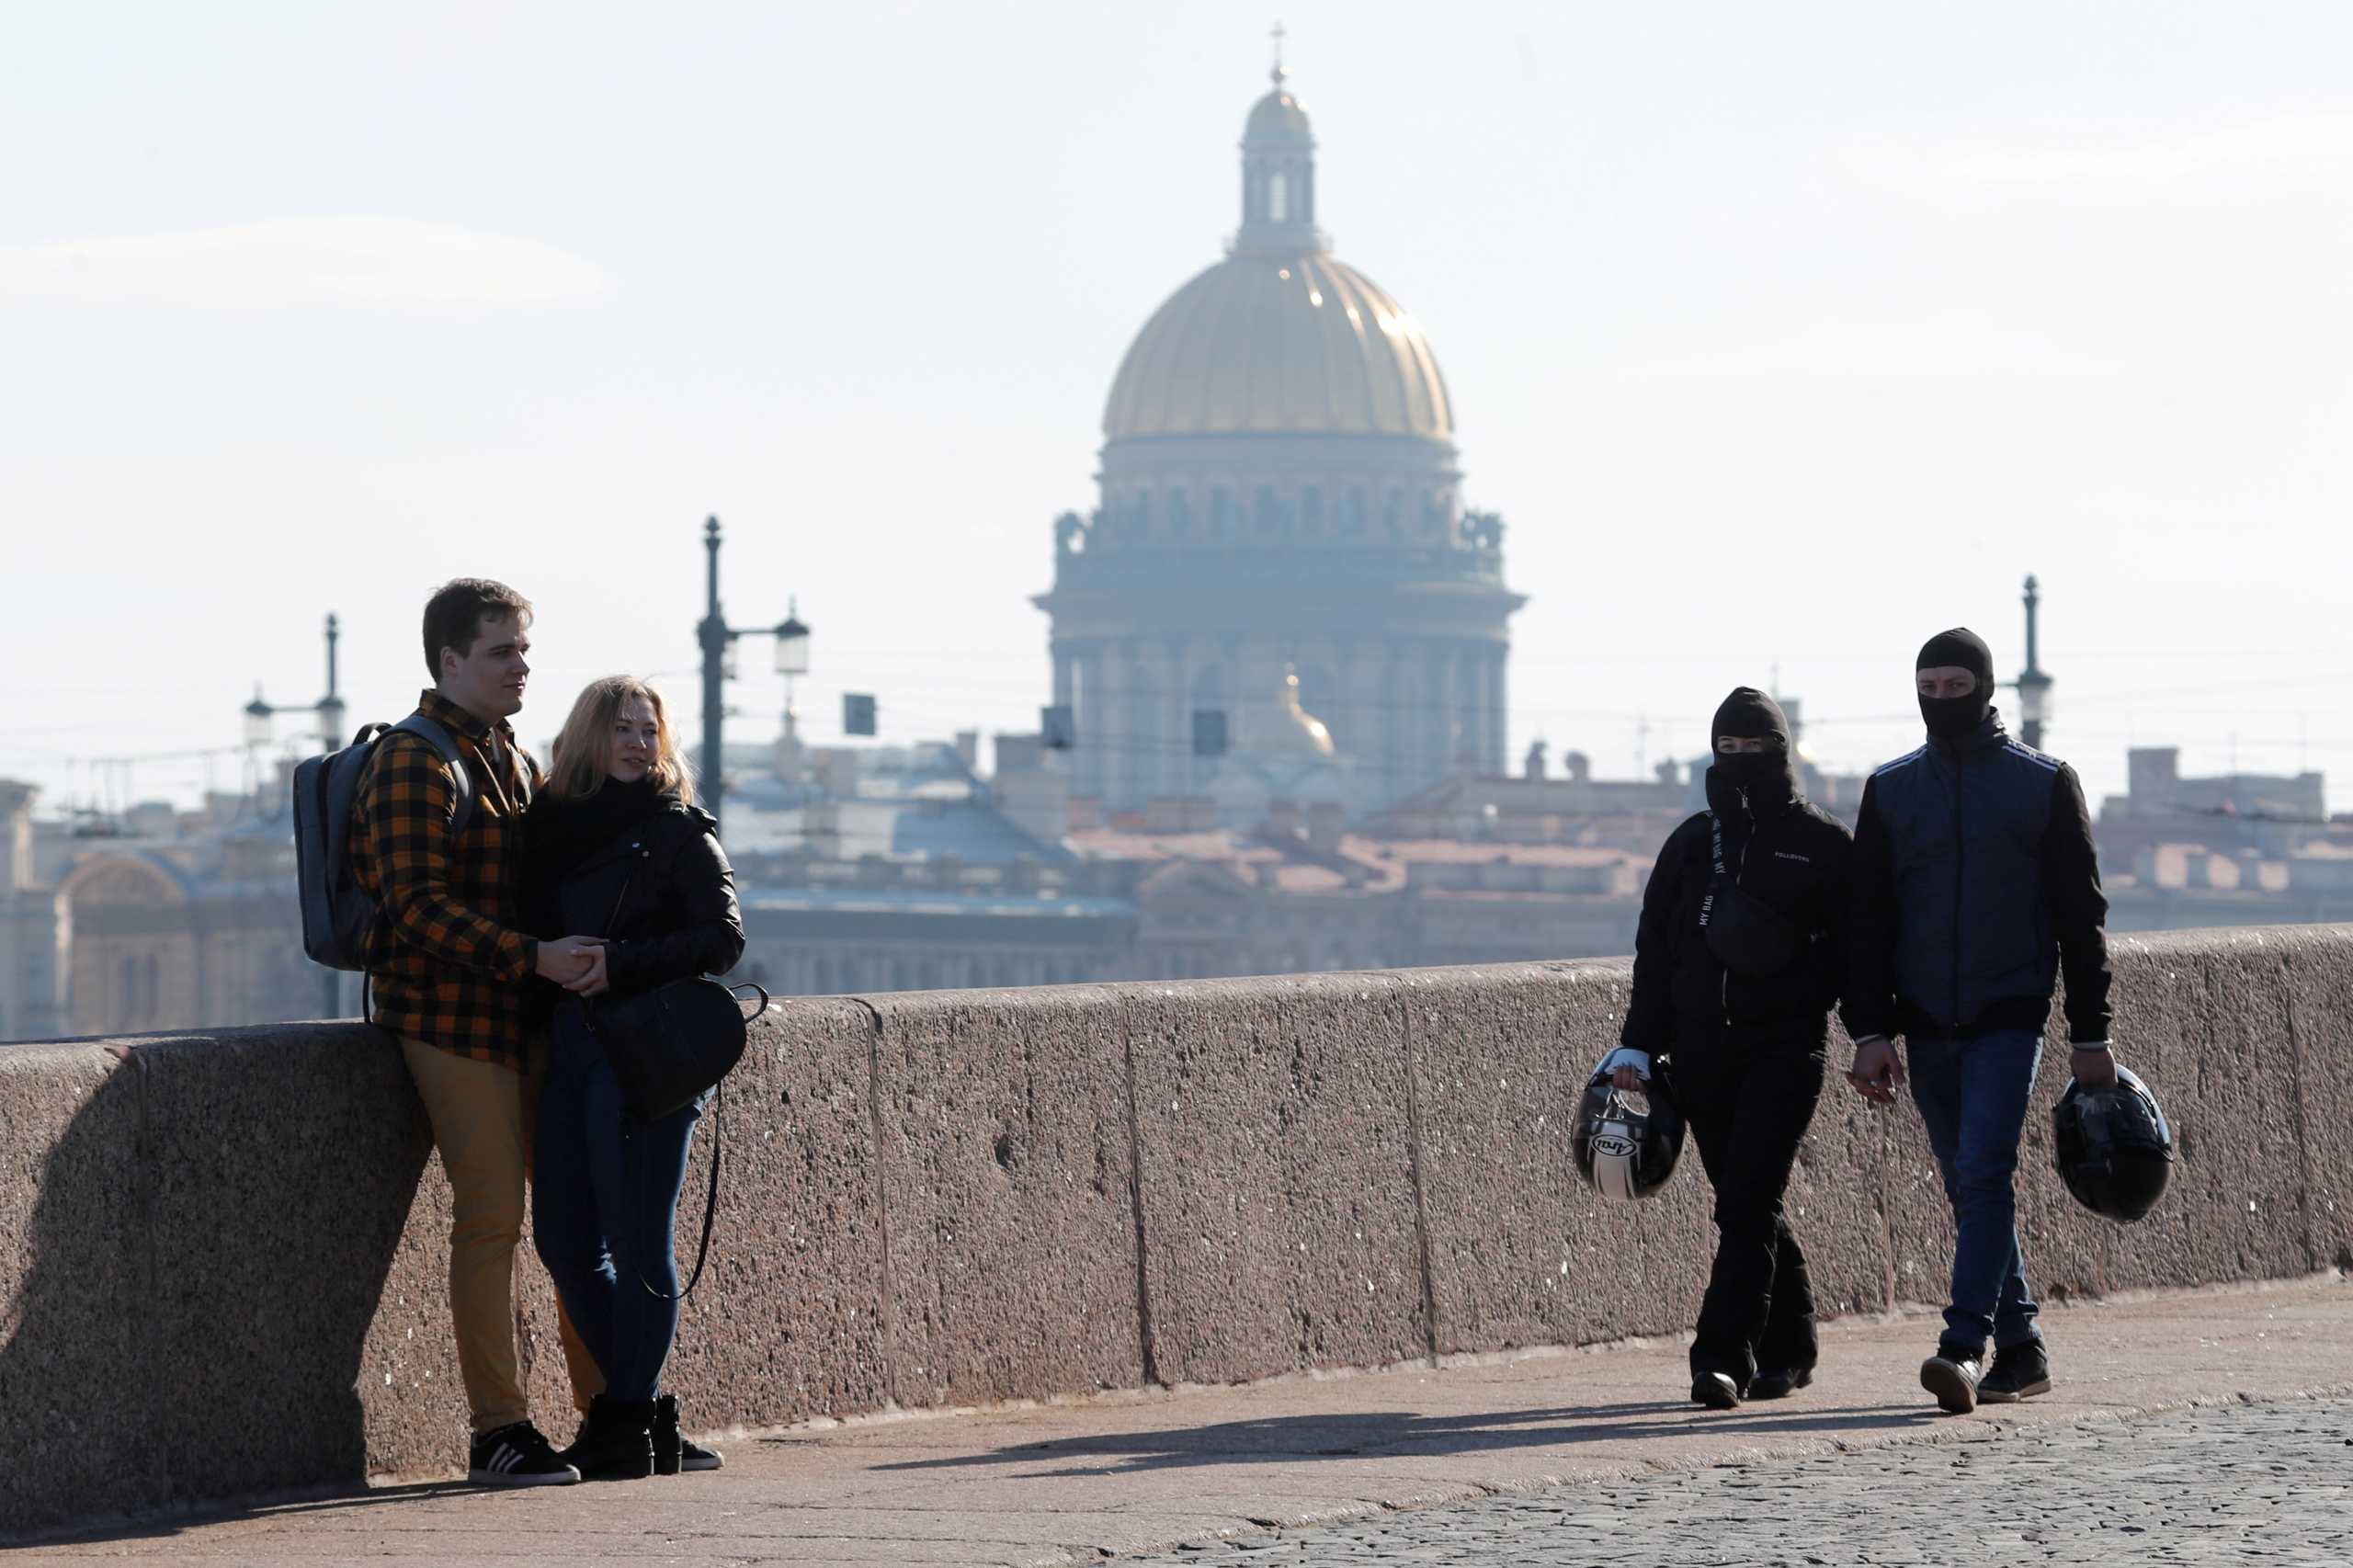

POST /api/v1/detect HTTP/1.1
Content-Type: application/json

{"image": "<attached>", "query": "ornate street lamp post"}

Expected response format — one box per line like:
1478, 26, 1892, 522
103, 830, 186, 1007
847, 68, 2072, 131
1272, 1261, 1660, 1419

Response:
243, 613, 347, 754
698, 517, 811, 843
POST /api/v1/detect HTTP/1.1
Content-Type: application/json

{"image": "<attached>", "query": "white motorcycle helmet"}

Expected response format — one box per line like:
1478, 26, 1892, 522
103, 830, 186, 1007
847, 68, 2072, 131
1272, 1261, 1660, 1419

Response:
1573, 1048, 1686, 1201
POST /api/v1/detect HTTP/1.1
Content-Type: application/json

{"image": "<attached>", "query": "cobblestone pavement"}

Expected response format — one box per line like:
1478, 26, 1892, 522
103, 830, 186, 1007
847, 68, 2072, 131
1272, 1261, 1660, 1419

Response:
1116, 1397, 2353, 1566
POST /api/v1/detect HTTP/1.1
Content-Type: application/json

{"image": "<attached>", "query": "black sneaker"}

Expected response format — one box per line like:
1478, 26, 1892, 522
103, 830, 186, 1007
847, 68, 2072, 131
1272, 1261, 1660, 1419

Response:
1920, 1344, 1984, 1415
1747, 1367, 1814, 1400
560, 1395, 656, 1481
469, 1421, 580, 1486
1979, 1340, 2052, 1403
1691, 1370, 1741, 1410
653, 1392, 724, 1474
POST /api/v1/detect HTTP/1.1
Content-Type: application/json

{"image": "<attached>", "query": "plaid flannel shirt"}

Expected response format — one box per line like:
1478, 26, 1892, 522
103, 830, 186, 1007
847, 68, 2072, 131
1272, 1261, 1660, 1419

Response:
354, 689, 542, 1069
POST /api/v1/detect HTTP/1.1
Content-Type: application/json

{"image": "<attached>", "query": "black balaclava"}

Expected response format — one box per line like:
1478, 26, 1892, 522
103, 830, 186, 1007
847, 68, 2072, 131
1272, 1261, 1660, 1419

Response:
1706, 687, 1795, 811
1916, 627, 1995, 742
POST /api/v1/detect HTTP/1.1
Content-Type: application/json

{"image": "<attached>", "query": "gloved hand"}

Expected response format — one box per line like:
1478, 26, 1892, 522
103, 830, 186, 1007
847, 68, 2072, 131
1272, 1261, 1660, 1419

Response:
1599, 1045, 1653, 1093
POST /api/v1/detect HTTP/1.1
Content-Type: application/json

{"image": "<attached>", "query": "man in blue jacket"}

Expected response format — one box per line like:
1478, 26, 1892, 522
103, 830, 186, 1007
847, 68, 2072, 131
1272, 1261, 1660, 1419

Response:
1845, 627, 2117, 1415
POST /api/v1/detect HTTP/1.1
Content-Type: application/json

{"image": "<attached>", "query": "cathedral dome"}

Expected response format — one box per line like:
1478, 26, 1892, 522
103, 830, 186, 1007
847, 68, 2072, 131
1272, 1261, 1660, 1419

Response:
1102, 253, 1453, 441
1101, 66, 1453, 444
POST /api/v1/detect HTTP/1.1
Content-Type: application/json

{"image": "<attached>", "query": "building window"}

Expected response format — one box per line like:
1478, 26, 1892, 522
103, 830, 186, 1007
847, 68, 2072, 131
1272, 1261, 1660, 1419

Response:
1302, 485, 1324, 531
1254, 484, 1279, 533
1268, 169, 1289, 222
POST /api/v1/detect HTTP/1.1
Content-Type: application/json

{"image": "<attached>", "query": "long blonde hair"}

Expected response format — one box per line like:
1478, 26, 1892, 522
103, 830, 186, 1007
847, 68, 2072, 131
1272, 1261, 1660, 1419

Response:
546, 676, 697, 802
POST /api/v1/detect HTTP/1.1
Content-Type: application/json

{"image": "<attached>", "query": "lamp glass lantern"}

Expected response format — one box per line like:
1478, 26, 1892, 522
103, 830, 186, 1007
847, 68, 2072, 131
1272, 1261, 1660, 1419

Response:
243, 693, 274, 747
2017, 672, 2053, 732
773, 610, 812, 676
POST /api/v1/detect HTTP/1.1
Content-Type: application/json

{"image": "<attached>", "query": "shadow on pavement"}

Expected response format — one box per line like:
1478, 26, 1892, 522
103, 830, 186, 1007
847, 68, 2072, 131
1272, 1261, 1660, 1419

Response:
862, 1400, 1941, 1477
24, 1480, 486, 1550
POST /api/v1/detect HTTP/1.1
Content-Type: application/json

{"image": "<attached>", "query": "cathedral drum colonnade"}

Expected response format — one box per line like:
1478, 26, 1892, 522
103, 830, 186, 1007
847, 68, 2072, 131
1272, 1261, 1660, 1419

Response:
1034, 65, 1525, 822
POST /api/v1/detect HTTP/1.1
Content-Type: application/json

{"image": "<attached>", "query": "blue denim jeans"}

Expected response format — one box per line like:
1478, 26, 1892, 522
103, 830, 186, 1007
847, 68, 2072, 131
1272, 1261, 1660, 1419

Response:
1905, 1028, 2044, 1358
532, 999, 706, 1404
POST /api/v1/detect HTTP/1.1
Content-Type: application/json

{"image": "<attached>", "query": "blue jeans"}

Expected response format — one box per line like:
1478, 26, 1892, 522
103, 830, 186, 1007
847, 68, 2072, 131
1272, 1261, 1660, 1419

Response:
532, 999, 706, 1404
1906, 1028, 2044, 1358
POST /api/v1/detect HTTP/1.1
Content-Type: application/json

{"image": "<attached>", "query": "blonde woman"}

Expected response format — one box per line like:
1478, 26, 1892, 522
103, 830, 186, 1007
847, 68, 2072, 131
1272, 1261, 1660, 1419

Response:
524, 676, 744, 1479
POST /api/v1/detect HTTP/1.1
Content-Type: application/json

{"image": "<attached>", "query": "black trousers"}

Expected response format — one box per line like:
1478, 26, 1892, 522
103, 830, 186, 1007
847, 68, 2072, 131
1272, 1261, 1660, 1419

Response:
1670, 1022, 1828, 1387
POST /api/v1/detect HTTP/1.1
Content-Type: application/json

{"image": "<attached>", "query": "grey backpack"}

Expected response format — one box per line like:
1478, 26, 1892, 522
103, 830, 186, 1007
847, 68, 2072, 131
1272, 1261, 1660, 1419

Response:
292, 715, 474, 972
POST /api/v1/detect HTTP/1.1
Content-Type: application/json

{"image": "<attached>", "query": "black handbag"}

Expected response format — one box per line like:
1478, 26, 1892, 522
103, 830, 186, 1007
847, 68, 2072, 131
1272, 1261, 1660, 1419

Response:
585, 974, 765, 1123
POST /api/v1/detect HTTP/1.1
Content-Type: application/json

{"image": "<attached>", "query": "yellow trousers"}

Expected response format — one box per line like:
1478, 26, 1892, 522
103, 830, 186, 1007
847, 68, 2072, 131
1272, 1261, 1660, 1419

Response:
400, 1037, 602, 1433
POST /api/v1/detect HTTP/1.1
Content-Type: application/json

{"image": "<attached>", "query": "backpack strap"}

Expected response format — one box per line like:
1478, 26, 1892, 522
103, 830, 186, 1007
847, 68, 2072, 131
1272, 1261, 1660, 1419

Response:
388, 714, 476, 838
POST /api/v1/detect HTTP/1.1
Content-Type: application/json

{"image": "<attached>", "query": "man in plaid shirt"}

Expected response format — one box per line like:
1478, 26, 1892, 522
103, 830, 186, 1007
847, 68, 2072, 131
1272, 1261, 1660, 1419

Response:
353, 577, 605, 1486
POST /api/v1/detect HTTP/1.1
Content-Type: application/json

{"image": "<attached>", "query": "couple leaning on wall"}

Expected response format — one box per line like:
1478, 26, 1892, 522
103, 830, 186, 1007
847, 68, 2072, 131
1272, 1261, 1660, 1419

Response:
351, 576, 739, 1486
1608, 626, 2117, 1416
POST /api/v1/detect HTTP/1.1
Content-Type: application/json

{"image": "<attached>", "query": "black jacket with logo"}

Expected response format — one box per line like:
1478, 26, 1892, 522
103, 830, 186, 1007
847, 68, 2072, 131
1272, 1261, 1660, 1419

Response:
1620, 764, 1856, 1055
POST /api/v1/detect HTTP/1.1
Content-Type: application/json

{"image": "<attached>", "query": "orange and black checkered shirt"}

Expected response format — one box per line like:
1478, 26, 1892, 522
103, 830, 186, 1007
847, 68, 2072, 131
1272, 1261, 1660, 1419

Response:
353, 689, 543, 1070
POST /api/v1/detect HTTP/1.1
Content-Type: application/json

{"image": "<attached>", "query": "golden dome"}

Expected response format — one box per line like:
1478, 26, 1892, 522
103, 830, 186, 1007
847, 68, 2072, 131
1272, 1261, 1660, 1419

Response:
1103, 251, 1454, 441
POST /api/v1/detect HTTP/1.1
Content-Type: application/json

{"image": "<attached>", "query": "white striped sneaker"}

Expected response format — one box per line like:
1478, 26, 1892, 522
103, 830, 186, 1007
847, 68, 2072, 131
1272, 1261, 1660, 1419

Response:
469, 1420, 581, 1485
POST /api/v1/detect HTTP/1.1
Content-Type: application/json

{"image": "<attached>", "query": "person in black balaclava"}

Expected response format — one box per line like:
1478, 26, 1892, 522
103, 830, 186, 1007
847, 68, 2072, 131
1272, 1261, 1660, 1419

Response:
1915, 627, 1995, 741
1844, 629, 2119, 1416
1611, 687, 1855, 1409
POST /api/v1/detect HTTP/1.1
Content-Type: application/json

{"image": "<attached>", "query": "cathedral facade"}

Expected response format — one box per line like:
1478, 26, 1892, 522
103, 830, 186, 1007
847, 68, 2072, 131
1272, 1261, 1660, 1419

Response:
1034, 67, 1524, 820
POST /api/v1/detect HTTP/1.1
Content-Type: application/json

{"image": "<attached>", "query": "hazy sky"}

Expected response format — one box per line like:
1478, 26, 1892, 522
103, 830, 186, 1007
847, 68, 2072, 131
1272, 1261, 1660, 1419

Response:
5, 1, 2348, 818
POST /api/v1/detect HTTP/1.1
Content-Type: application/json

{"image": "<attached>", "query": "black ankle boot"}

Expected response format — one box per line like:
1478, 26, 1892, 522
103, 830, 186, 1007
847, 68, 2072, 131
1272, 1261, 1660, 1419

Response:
653, 1392, 724, 1473
562, 1394, 655, 1480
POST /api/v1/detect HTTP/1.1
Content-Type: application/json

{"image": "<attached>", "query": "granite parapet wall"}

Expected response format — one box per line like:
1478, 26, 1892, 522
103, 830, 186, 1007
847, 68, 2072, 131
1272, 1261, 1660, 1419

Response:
1, 924, 2347, 1534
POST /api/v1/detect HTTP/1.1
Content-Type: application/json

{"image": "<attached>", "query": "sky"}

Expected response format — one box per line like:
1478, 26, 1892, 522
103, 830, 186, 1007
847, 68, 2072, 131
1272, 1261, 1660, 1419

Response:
4, 1, 2348, 820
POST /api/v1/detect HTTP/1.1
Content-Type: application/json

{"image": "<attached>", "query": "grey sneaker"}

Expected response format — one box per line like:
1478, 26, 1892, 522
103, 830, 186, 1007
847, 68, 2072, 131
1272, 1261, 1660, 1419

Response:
1979, 1340, 2052, 1403
1920, 1345, 1983, 1415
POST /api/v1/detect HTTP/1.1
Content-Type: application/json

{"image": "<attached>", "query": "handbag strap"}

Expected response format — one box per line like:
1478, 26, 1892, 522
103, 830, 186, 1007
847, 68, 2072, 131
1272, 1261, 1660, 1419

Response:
631, 982, 767, 1303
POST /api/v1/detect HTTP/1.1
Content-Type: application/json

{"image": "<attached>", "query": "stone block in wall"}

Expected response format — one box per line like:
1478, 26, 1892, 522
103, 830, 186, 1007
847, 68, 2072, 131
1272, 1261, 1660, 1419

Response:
2285, 926, 2353, 1270
1121, 972, 1427, 1385
0, 1043, 155, 1533
2063, 931, 2316, 1292
868, 986, 1143, 1408
1401, 960, 1711, 1355
131, 1030, 439, 1495
662, 998, 893, 1427
1872, 930, 2333, 1322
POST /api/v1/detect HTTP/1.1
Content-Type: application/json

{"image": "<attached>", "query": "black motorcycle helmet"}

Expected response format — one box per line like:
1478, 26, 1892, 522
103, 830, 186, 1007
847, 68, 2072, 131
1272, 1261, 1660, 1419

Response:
2052, 1063, 2175, 1222
1573, 1056, 1686, 1201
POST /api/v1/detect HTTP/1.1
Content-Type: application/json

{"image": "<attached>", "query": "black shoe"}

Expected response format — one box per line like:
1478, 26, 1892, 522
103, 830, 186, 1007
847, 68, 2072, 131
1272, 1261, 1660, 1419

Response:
1747, 1366, 1814, 1400
653, 1392, 724, 1474
1920, 1344, 1984, 1415
1979, 1340, 2052, 1403
1691, 1370, 1741, 1410
560, 1395, 656, 1481
469, 1421, 580, 1486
